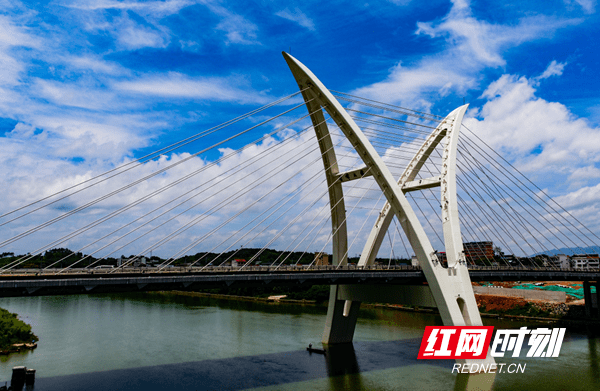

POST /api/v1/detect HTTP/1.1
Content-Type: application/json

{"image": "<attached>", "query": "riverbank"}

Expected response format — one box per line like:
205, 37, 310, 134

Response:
0, 307, 38, 355
149, 290, 318, 305
148, 288, 600, 325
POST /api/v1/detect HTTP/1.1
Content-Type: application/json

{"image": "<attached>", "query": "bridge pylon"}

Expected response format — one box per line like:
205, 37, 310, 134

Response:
283, 52, 493, 365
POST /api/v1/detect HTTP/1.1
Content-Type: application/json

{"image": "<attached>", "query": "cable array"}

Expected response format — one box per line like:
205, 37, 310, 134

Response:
0, 89, 597, 274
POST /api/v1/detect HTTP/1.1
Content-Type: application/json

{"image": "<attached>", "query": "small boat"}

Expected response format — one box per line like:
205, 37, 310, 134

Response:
306, 344, 326, 355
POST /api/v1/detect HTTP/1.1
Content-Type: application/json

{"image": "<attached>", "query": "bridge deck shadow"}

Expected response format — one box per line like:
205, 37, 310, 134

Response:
22, 339, 453, 391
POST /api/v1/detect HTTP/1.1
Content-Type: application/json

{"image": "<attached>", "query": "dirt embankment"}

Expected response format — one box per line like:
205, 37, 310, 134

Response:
475, 294, 571, 318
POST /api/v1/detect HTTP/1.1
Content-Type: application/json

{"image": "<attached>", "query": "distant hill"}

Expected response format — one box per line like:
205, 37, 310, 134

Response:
533, 246, 600, 257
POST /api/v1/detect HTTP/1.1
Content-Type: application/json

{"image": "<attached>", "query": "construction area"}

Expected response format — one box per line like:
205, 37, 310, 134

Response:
472, 281, 599, 320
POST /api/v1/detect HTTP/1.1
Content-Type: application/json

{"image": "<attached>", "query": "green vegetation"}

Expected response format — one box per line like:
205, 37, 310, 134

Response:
0, 307, 38, 350
0, 246, 411, 269
0, 248, 111, 269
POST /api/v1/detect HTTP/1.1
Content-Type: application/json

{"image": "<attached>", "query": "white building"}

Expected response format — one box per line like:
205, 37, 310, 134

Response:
571, 254, 600, 269
556, 254, 570, 268
411, 255, 419, 267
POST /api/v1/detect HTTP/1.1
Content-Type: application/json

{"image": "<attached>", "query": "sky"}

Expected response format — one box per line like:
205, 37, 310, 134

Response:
1, 0, 600, 260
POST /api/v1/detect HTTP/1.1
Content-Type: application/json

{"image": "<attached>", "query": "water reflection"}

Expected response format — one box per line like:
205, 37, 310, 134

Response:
589, 337, 599, 385
1, 293, 599, 390
323, 343, 496, 391
325, 344, 363, 390
454, 372, 496, 391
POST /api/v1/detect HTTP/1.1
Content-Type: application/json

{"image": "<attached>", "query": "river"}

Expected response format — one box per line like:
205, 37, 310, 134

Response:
0, 292, 598, 390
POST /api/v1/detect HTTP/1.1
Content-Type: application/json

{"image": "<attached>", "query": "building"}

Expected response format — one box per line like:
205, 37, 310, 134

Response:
571, 254, 600, 269
314, 252, 329, 266
411, 255, 419, 267
232, 259, 246, 267
557, 254, 570, 268
547, 254, 570, 268
119, 255, 147, 267
463, 241, 494, 260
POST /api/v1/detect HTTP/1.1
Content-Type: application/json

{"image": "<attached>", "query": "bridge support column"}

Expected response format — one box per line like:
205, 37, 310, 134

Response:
596, 281, 600, 319
584, 280, 599, 319
323, 285, 361, 344
584, 281, 592, 318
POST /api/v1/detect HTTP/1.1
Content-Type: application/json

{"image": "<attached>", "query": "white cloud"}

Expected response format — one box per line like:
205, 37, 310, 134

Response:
0, 15, 39, 48
0, 0, 597, 261
64, 1, 176, 50
275, 8, 315, 31
114, 72, 271, 104
0, 125, 328, 257
568, 165, 600, 184
536, 60, 567, 81
354, 61, 473, 109
65, 56, 128, 76
198, 1, 260, 45
105, 11, 171, 50
567, 0, 596, 13
117, 24, 169, 50
72, 0, 260, 47
0, 15, 41, 87
215, 13, 259, 45
33, 78, 121, 111
0, 110, 403, 260
355, 0, 577, 108
464, 73, 600, 186
65, 0, 195, 19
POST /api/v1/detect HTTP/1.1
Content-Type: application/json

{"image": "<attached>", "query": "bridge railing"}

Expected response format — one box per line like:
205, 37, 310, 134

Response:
1, 264, 600, 277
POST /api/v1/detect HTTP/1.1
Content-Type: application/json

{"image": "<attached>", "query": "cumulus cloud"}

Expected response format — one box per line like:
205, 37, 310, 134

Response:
354, 0, 577, 108
568, 165, 600, 186
0, 124, 338, 258
0, 0, 597, 261
462, 69, 600, 242
465, 72, 600, 174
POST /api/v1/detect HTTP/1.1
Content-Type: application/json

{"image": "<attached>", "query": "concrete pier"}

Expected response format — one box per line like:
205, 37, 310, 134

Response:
583, 280, 599, 318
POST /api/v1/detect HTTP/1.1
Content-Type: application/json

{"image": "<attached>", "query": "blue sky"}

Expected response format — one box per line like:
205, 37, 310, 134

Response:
1, 0, 600, 258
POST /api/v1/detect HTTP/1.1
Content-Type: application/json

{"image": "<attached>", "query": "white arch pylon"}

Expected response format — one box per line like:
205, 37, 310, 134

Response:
283, 53, 492, 365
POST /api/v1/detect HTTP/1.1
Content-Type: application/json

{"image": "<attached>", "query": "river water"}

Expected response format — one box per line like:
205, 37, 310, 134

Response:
0, 292, 598, 390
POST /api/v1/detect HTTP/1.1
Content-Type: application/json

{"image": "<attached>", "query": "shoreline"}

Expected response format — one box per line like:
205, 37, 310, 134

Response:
149, 290, 318, 305
0, 307, 38, 356
150, 290, 600, 325
0, 342, 38, 356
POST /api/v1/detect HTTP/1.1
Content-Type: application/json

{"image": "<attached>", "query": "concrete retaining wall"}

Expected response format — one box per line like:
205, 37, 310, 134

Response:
473, 286, 566, 303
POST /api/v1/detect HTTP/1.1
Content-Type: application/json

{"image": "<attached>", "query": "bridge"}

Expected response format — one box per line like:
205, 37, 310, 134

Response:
1, 265, 600, 297
1, 53, 600, 369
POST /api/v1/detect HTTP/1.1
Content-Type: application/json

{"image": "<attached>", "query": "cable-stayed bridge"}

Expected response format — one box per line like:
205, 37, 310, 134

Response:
1, 53, 599, 360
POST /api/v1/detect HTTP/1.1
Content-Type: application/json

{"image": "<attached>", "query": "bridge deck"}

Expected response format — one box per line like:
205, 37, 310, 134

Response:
0, 266, 598, 297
